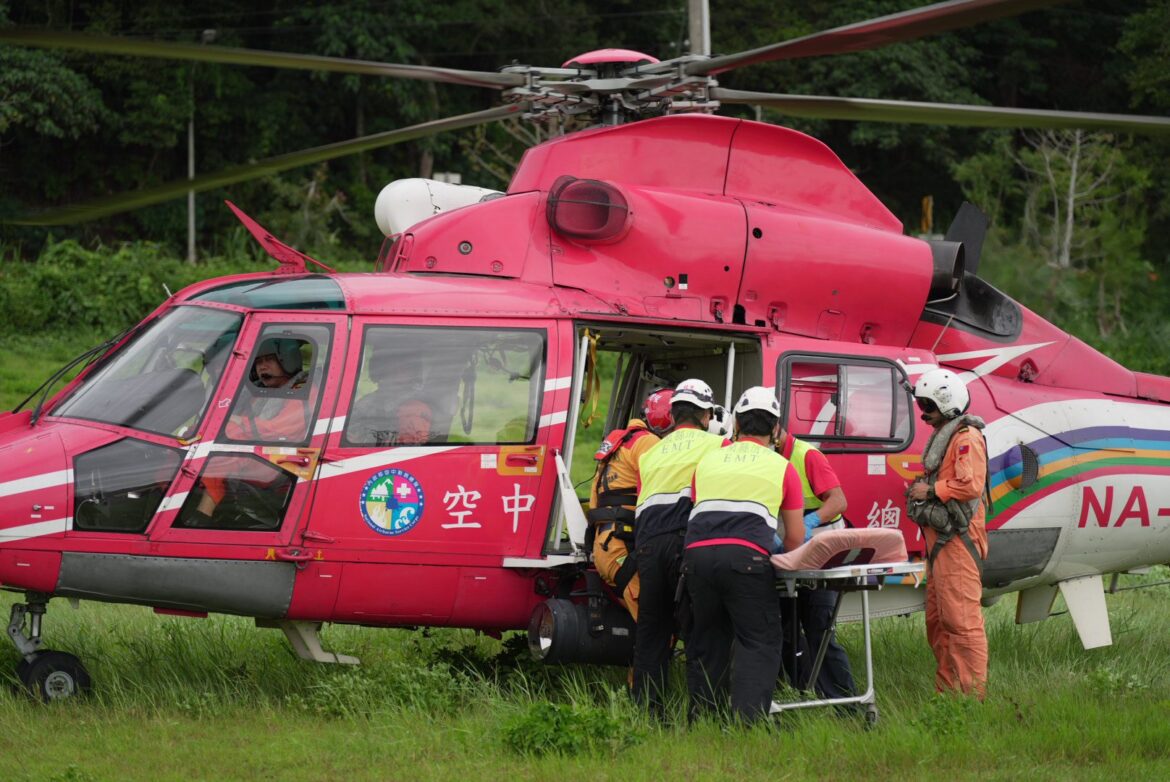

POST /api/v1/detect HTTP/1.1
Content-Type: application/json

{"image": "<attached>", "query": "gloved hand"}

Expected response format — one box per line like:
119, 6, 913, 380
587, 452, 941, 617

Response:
771, 532, 785, 554
803, 510, 822, 542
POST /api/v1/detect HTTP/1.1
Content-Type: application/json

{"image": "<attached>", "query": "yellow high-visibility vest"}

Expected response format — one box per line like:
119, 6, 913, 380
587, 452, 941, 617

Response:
786, 437, 842, 521
634, 426, 723, 540
688, 440, 793, 551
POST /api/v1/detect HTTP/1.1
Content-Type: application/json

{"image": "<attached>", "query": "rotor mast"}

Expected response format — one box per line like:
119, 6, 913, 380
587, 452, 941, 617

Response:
688, 0, 711, 56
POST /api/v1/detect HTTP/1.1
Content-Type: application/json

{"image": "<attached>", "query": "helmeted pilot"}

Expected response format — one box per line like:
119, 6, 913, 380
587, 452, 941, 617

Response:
249, 338, 306, 390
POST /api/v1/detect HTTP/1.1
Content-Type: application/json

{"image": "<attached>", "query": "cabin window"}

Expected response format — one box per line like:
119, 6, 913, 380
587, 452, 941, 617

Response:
343, 326, 546, 447
53, 307, 242, 438
174, 454, 297, 531
73, 439, 184, 534
778, 353, 913, 453
220, 324, 332, 446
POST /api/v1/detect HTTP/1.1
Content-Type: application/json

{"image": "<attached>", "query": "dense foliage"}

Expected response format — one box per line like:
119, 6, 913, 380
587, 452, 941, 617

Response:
2, 1, 1169, 372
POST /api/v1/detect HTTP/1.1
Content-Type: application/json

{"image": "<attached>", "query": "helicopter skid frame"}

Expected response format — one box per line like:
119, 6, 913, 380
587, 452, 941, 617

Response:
256, 619, 360, 665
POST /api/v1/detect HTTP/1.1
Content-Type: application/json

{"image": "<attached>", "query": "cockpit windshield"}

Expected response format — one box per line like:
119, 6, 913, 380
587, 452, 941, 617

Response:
53, 306, 243, 438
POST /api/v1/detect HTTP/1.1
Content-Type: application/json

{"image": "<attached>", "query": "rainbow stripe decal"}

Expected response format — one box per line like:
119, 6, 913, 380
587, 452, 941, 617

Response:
987, 425, 1170, 529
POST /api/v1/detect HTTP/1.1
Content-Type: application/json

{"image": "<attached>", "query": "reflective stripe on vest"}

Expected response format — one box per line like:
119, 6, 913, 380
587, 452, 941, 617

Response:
635, 427, 723, 539
687, 441, 792, 551
636, 487, 693, 514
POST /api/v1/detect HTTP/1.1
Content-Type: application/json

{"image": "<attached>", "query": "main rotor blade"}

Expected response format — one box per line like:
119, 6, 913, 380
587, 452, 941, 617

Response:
713, 89, 1170, 135
688, 0, 1063, 77
0, 28, 525, 89
9, 104, 525, 226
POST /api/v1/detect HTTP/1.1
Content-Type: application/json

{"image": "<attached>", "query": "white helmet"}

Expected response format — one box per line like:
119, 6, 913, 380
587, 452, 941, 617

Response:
914, 368, 969, 419
734, 386, 781, 419
672, 378, 716, 410
707, 405, 730, 436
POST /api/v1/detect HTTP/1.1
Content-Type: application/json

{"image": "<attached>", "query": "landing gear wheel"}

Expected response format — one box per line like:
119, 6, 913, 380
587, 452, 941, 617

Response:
864, 703, 879, 729
19, 651, 92, 701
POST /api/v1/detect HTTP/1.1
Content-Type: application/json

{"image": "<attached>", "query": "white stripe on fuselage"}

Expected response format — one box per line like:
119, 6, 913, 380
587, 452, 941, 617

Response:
157, 492, 189, 513
318, 445, 464, 480
937, 342, 1055, 382
539, 411, 567, 428
0, 517, 71, 542
0, 469, 73, 498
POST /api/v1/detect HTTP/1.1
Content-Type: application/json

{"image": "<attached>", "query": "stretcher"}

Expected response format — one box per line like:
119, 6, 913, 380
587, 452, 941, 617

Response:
768, 528, 924, 726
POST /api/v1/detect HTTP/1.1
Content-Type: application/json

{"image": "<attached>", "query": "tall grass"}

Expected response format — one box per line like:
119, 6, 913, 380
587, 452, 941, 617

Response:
0, 333, 96, 412
3, 572, 1170, 780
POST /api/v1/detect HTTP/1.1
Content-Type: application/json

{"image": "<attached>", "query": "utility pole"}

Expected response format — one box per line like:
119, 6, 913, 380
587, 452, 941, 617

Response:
188, 28, 216, 264
688, 0, 710, 56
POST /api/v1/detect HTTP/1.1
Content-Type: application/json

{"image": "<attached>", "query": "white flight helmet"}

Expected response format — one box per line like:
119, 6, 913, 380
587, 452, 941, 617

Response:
914, 368, 969, 419
734, 386, 781, 419
672, 378, 717, 410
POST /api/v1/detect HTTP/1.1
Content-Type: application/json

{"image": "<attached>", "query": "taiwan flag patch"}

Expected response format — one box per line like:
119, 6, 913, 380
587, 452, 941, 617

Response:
958, 445, 970, 455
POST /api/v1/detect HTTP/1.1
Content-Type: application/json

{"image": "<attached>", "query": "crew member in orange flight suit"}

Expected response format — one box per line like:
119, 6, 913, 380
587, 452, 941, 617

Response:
587, 389, 674, 620
907, 368, 989, 698
192, 339, 309, 524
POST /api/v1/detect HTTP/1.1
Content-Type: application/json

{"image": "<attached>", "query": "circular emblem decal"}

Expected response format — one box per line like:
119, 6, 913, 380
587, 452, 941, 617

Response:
360, 468, 424, 536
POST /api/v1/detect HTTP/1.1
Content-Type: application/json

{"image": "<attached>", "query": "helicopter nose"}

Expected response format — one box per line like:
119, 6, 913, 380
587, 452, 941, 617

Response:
0, 425, 70, 551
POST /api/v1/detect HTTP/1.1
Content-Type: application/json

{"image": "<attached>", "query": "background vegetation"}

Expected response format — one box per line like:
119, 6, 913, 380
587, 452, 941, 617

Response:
3, 0, 1170, 374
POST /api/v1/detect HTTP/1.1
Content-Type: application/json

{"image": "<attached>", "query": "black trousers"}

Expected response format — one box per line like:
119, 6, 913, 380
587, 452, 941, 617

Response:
780, 587, 856, 700
683, 544, 782, 724
632, 531, 686, 718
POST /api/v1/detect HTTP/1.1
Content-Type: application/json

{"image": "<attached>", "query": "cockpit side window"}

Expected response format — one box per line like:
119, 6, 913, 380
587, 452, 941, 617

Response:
52, 307, 242, 438
220, 323, 332, 446
174, 454, 297, 531
343, 326, 545, 447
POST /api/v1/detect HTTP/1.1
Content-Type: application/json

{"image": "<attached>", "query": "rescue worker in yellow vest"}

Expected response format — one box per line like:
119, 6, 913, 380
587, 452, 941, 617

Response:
776, 425, 856, 701
906, 367, 989, 698
684, 386, 805, 724
587, 389, 675, 620
632, 378, 724, 719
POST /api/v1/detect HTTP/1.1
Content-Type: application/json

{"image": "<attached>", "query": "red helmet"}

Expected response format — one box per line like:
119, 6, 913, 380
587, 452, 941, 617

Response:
643, 388, 674, 433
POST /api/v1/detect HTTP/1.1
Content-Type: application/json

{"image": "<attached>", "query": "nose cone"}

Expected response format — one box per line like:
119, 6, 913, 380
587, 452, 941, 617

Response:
0, 419, 69, 590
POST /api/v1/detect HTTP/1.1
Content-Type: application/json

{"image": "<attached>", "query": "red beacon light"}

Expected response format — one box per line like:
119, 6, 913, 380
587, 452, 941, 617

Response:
545, 175, 630, 243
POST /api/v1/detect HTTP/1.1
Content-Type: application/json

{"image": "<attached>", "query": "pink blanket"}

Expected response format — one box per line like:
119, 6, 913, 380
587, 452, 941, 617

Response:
770, 528, 907, 571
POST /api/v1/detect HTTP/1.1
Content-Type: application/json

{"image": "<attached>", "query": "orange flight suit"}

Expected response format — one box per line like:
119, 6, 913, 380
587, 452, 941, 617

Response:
205, 397, 308, 504
923, 423, 989, 698
589, 419, 659, 620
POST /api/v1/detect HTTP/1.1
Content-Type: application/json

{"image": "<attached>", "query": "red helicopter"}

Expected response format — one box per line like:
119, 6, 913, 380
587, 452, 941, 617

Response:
3, 0, 1170, 701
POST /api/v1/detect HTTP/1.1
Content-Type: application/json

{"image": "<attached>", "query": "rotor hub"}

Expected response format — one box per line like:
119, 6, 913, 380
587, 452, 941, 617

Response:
502, 52, 718, 125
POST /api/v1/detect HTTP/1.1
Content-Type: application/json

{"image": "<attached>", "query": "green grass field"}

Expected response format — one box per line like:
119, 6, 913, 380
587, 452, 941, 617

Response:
1, 334, 96, 413
2, 578, 1170, 781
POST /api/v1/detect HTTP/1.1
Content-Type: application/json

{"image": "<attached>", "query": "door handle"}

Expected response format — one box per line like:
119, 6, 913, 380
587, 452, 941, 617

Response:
506, 454, 539, 466
278, 456, 311, 466
274, 548, 314, 563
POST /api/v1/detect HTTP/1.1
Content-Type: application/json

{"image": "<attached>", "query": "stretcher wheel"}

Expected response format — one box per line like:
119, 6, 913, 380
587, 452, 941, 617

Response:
864, 704, 879, 728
